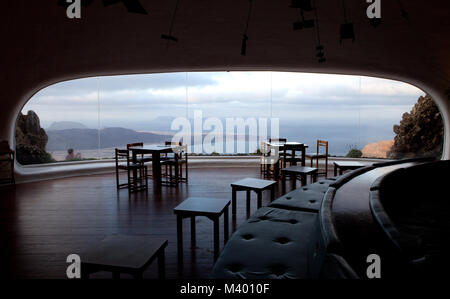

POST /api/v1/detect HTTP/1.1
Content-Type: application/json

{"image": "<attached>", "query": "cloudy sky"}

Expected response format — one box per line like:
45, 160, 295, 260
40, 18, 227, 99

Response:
24, 71, 424, 131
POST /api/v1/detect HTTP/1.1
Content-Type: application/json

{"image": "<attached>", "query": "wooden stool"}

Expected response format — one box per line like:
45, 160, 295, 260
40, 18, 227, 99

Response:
80, 236, 167, 279
333, 161, 365, 176
174, 197, 230, 266
231, 178, 277, 217
281, 166, 318, 194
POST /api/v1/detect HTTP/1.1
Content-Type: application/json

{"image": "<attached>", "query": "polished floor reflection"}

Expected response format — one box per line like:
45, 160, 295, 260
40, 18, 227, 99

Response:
0, 167, 329, 279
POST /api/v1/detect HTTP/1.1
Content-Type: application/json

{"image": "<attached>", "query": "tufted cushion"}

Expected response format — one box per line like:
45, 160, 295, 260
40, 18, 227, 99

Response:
211, 207, 318, 279
268, 178, 337, 212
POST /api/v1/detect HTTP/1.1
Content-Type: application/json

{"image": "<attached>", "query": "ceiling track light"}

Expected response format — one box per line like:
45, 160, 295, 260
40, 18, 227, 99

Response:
339, 0, 355, 43
161, 0, 180, 49
241, 0, 254, 56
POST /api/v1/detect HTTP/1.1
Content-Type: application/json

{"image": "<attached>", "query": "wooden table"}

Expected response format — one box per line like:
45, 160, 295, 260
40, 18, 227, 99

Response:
267, 142, 308, 178
174, 197, 230, 265
231, 178, 276, 216
333, 161, 365, 176
80, 235, 168, 279
129, 145, 184, 189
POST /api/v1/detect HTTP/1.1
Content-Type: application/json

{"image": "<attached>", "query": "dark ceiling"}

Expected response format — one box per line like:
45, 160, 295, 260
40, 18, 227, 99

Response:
1, 0, 449, 148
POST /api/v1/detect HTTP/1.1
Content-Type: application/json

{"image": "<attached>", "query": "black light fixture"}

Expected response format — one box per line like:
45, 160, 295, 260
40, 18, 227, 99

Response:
313, 0, 326, 63
339, 0, 355, 43
293, 10, 315, 30
102, 0, 148, 15
241, 0, 254, 56
316, 45, 326, 63
397, 0, 409, 21
241, 34, 249, 56
161, 0, 180, 49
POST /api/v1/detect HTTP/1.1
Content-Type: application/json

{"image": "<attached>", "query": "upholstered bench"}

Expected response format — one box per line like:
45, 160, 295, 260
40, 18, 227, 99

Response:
211, 207, 317, 279
269, 178, 337, 212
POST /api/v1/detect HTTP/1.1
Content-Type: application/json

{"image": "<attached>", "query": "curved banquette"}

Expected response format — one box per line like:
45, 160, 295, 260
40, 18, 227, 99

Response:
211, 158, 449, 279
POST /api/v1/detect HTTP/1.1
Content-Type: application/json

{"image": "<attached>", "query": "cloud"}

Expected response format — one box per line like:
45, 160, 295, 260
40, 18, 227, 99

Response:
24, 71, 425, 129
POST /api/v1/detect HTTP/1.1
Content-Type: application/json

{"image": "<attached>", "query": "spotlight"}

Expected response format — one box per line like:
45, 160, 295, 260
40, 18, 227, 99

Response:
340, 23, 355, 43
315, 45, 326, 63
289, 0, 313, 11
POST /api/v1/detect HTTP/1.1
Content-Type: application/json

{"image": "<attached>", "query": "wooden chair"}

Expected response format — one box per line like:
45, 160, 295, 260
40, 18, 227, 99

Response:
305, 140, 329, 178
0, 141, 15, 186
115, 148, 148, 192
127, 142, 153, 179
126, 142, 153, 164
281, 143, 306, 167
269, 138, 289, 167
161, 142, 188, 186
260, 141, 278, 178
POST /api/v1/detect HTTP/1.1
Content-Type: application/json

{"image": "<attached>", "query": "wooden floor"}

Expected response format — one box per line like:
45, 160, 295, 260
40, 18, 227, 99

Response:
0, 166, 327, 279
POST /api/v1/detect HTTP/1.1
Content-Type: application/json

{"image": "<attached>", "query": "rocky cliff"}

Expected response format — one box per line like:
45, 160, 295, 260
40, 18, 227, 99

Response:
387, 95, 444, 159
15, 111, 54, 165
362, 140, 394, 158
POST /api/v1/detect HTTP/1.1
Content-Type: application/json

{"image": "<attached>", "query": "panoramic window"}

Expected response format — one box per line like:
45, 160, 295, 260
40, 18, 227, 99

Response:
16, 72, 443, 165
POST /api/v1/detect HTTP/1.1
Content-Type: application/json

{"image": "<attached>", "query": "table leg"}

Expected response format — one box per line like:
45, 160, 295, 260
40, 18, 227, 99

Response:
191, 216, 196, 248
246, 190, 251, 215
224, 207, 229, 244
300, 174, 307, 187
152, 152, 162, 190
158, 249, 166, 279
270, 186, 275, 202
291, 174, 296, 189
274, 160, 280, 179
257, 191, 262, 209
232, 188, 237, 216
339, 168, 343, 176
282, 173, 286, 195
213, 218, 220, 262
301, 148, 306, 166
334, 163, 337, 176
177, 215, 183, 267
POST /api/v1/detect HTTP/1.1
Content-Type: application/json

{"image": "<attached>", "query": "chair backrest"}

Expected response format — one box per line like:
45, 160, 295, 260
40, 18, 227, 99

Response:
165, 141, 185, 159
126, 142, 143, 149
269, 138, 287, 144
283, 143, 305, 161
317, 140, 328, 155
115, 148, 131, 166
